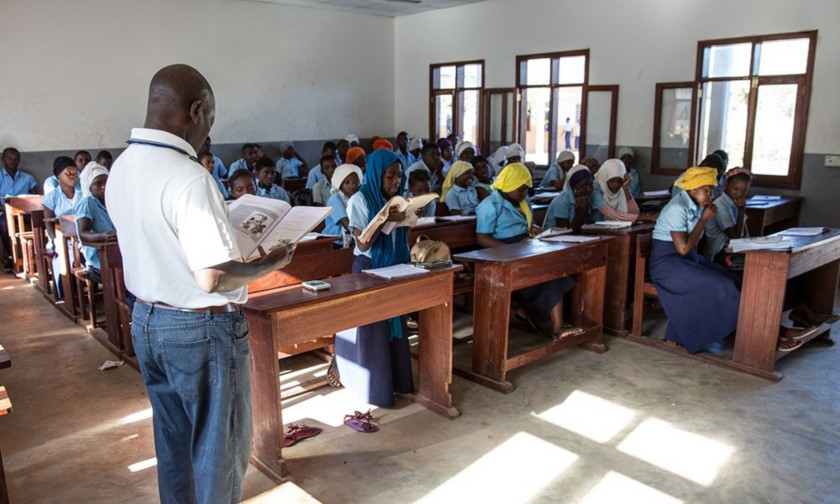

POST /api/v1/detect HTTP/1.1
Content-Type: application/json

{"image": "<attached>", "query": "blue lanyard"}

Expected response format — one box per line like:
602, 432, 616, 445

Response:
126, 138, 200, 164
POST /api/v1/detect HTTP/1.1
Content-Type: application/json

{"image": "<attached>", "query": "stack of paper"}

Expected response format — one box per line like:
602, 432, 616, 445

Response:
536, 227, 572, 239
729, 236, 792, 252
437, 215, 477, 222
781, 227, 828, 237
582, 221, 633, 230
640, 190, 671, 198
540, 235, 600, 244
415, 216, 437, 227
750, 195, 782, 201
362, 263, 431, 279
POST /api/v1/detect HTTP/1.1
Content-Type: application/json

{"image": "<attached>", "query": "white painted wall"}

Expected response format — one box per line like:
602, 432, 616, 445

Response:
0, 0, 395, 152
394, 0, 840, 154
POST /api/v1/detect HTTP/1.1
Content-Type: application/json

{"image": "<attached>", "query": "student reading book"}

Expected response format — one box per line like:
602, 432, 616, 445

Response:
227, 194, 332, 261
357, 191, 439, 244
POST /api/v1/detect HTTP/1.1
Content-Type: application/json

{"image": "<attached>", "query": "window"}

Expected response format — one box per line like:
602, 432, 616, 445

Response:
429, 61, 484, 144
653, 31, 816, 188
516, 51, 588, 165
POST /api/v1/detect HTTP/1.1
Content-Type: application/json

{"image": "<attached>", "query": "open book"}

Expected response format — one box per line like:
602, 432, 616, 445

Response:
359, 193, 439, 244
582, 220, 633, 230
228, 194, 333, 261
728, 236, 792, 253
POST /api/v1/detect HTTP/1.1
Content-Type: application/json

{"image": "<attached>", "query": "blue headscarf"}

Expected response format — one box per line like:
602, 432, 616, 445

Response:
360, 149, 410, 340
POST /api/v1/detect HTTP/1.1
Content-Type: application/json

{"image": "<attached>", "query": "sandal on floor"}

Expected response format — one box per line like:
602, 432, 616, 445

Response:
326, 358, 342, 388
283, 423, 323, 447
552, 326, 585, 341
344, 410, 379, 433
777, 338, 804, 353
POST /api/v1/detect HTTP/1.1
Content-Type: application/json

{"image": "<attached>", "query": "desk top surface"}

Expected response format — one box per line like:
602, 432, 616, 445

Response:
582, 222, 655, 237
453, 236, 611, 264
5, 195, 44, 213
767, 228, 840, 253
244, 265, 461, 313
745, 195, 803, 209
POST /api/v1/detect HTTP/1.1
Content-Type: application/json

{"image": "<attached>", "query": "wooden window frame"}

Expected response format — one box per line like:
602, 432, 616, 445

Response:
428, 60, 486, 142
585, 84, 619, 160
515, 49, 590, 167
481, 88, 518, 154
651, 82, 698, 176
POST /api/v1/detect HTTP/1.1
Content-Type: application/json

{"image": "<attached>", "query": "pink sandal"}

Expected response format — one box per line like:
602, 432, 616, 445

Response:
343, 410, 379, 433
283, 423, 323, 447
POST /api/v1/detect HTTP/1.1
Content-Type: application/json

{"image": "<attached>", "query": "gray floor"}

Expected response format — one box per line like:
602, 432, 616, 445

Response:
0, 272, 838, 504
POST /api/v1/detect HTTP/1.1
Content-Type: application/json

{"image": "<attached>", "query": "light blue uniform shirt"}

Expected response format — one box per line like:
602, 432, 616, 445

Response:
406, 160, 442, 194
652, 190, 702, 242
404, 190, 436, 217
540, 164, 562, 189
0, 169, 37, 213
705, 192, 745, 259
74, 195, 115, 271
348, 192, 401, 258
312, 179, 332, 205
275, 158, 303, 179
441, 158, 452, 177
256, 184, 290, 203
228, 158, 249, 173
586, 186, 608, 223
628, 168, 640, 197
44, 175, 81, 195
306, 165, 325, 189
445, 185, 479, 215
324, 191, 349, 245
543, 189, 597, 228
476, 190, 531, 241
43, 186, 81, 216
394, 149, 416, 171
212, 155, 227, 179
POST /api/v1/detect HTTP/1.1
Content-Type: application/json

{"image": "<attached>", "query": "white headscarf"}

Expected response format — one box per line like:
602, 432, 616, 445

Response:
556, 150, 575, 164
455, 141, 476, 158
408, 137, 423, 152
344, 134, 360, 145
80, 162, 109, 199
595, 159, 628, 213
562, 164, 590, 192
331, 164, 364, 203
505, 143, 525, 160
279, 141, 295, 153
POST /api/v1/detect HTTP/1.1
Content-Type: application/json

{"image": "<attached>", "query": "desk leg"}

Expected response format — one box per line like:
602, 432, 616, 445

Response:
573, 263, 607, 353
804, 259, 839, 344
467, 263, 515, 393
602, 235, 630, 335
415, 300, 460, 419
733, 252, 789, 376
246, 312, 288, 483
100, 256, 122, 352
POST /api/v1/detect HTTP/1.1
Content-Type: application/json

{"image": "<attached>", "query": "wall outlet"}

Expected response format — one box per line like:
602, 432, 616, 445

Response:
826, 155, 840, 167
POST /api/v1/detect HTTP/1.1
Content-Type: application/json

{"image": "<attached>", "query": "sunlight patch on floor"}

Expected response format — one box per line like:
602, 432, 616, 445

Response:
533, 390, 636, 443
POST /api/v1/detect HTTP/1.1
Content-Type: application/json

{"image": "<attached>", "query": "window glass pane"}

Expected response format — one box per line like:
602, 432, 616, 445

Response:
553, 87, 583, 157
436, 66, 456, 89
557, 56, 586, 85
751, 84, 797, 176
464, 64, 482, 88
697, 80, 750, 168
460, 90, 481, 144
584, 90, 612, 163
522, 87, 551, 165
705, 43, 752, 78
758, 38, 810, 76
658, 87, 693, 169
525, 58, 551, 86
435, 94, 453, 139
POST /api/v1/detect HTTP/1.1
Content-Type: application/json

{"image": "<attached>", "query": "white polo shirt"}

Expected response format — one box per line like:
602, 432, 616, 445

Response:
106, 128, 246, 308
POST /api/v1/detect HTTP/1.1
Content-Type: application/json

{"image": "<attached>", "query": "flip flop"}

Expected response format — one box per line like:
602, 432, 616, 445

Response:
283, 423, 323, 447
344, 410, 379, 433
326, 358, 342, 388
552, 326, 585, 341
777, 338, 804, 353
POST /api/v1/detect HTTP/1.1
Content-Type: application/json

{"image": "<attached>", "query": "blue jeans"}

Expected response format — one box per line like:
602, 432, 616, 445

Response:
132, 302, 253, 504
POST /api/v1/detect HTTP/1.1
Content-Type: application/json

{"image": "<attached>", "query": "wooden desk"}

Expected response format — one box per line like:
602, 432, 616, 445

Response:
243, 266, 461, 482
54, 215, 80, 320
453, 238, 610, 392
583, 223, 656, 335
745, 196, 802, 237
247, 235, 348, 293
4, 196, 43, 277
83, 241, 128, 358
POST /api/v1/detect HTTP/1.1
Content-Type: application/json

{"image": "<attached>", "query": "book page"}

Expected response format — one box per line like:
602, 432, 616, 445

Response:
362, 263, 431, 279
249, 206, 333, 261
227, 195, 291, 259
359, 194, 439, 243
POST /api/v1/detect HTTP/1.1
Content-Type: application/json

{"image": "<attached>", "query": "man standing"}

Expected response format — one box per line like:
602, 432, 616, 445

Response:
107, 64, 294, 503
564, 117, 573, 150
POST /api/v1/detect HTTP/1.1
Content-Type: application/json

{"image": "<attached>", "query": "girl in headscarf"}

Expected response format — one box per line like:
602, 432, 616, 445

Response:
472, 156, 495, 201
592, 159, 644, 222
650, 167, 740, 354
337, 150, 424, 407
489, 146, 508, 176
345, 147, 367, 173
437, 138, 454, 175
440, 160, 478, 215
43, 156, 82, 298
323, 164, 363, 248
475, 163, 582, 340
543, 167, 597, 232
74, 162, 116, 283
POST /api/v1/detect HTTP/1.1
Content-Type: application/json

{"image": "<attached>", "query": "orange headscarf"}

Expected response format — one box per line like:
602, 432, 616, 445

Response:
345, 146, 366, 165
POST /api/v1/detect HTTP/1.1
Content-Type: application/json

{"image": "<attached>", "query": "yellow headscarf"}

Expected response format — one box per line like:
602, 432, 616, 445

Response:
440, 160, 474, 202
492, 162, 534, 231
675, 167, 719, 190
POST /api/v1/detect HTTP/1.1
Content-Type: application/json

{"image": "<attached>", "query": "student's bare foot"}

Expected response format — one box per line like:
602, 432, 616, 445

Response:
552, 327, 584, 340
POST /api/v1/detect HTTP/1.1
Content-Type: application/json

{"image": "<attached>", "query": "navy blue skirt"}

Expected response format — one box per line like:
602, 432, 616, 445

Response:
334, 255, 414, 407
649, 239, 740, 353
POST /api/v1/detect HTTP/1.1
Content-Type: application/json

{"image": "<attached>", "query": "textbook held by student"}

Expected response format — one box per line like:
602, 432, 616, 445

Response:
357, 192, 439, 243
228, 194, 332, 261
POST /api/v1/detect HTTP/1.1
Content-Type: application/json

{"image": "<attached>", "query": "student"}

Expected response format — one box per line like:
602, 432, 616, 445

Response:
406, 143, 443, 193
254, 158, 290, 203
505, 143, 525, 165
45, 155, 83, 195
199, 152, 229, 198
74, 150, 92, 172
489, 145, 508, 176
541, 150, 575, 190
543, 167, 597, 232
345, 134, 360, 148
405, 169, 436, 217
472, 156, 494, 201
393, 132, 415, 169
42, 157, 81, 298
475, 163, 582, 339
581, 156, 601, 175
336, 139, 350, 164
0, 147, 38, 263
455, 141, 476, 162
306, 141, 338, 189
437, 138, 454, 174
74, 163, 116, 284
617, 147, 640, 197
275, 141, 308, 180
408, 137, 423, 162
649, 167, 740, 354
229, 143, 259, 173
373, 138, 394, 152
200, 136, 226, 180
441, 161, 478, 215
346, 146, 367, 173
672, 149, 729, 198
312, 155, 337, 205
95, 150, 114, 169
227, 169, 257, 200
255, 143, 265, 160
447, 133, 460, 148
705, 167, 751, 263
592, 159, 644, 222
338, 149, 423, 407
324, 164, 363, 247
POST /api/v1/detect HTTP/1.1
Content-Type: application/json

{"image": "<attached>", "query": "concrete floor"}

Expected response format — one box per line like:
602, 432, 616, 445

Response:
0, 272, 838, 503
